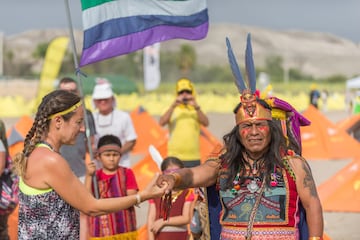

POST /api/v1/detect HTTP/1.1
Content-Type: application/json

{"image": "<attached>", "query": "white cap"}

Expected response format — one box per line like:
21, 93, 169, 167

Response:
92, 79, 114, 100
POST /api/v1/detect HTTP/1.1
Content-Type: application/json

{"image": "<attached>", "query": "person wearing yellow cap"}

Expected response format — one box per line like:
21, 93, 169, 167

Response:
159, 78, 209, 240
159, 78, 209, 168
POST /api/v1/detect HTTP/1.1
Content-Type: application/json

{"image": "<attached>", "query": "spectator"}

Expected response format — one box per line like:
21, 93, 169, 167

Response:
159, 78, 209, 168
58, 77, 96, 181
158, 78, 209, 239
85, 134, 139, 239
92, 78, 137, 168
321, 89, 329, 112
309, 84, 321, 108
147, 156, 195, 240
58, 76, 97, 240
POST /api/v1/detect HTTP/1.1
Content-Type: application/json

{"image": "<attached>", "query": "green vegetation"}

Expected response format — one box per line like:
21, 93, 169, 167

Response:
10, 41, 349, 95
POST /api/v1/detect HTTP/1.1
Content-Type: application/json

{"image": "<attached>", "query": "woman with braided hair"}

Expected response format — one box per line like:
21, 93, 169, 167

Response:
12, 90, 166, 239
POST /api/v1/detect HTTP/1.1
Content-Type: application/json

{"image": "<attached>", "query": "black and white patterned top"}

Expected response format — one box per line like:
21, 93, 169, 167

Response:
18, 189, 79, 239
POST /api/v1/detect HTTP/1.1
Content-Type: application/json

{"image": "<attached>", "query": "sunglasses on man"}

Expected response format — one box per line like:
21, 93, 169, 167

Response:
178, 90, 192, 95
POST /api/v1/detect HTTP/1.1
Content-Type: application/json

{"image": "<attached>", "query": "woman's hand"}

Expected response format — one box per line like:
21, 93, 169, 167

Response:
85, 161, 96, 176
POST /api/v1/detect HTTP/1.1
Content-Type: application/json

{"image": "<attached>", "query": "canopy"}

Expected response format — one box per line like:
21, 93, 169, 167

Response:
346, 76, 360, 89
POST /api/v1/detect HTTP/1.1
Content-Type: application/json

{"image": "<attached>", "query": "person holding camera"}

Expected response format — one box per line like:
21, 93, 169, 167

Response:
159, 78, 209, 168
159, 78, 209, 239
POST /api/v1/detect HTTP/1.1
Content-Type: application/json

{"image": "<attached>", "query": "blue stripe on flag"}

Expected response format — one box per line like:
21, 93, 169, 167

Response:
80, 22, 208, 66
83, 9, 208, 49
79, 0, 209, 66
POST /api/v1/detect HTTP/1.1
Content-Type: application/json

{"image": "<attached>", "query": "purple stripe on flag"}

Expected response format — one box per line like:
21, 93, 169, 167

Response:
83, 9, 208, 49
80, 22, 208, 66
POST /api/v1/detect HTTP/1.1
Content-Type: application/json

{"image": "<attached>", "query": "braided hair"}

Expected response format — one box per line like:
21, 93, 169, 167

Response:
13, 90, 80, 177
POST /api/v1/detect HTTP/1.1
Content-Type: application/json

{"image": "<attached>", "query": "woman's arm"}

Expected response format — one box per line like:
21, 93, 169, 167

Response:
288, 157, 324, 238
26, 148, 166, 216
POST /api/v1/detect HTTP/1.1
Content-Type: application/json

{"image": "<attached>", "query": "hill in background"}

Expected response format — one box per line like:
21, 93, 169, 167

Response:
2, 23, 360, 78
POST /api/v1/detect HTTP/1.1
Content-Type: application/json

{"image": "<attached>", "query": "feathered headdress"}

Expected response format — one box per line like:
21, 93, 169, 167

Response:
226, 33, 272, 124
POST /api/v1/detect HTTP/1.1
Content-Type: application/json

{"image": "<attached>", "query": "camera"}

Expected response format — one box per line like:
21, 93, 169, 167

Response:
182, 98, 189, 104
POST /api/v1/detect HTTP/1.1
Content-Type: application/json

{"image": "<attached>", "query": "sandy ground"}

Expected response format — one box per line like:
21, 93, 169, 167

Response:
2, 110, 359, 240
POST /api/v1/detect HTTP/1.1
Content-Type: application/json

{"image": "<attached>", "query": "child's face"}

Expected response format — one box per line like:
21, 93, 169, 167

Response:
98, 150, 121, 171
163, 163, 181, 174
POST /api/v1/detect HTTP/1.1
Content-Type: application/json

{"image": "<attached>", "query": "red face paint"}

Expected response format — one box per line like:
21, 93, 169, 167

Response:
238, 120, 271, 155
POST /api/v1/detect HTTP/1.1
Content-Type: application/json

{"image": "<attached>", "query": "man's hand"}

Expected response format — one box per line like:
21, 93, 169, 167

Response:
156, 174, 177, 194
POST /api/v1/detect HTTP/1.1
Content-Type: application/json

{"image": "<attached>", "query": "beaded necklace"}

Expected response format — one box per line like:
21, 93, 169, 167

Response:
231, 164, 279, 195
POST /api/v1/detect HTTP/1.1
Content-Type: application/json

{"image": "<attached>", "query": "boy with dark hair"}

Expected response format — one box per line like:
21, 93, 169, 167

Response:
85, 134, 139, 239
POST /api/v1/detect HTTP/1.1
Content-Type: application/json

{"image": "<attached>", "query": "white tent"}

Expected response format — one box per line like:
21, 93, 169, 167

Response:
346, 76, 360, 89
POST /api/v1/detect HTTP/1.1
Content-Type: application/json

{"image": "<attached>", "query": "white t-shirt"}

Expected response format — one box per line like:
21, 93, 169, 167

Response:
93, 109, 137, 167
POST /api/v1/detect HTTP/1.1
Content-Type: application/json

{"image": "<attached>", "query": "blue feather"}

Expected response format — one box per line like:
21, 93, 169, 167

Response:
245, 33, 256, 94
226, 37, 246, 93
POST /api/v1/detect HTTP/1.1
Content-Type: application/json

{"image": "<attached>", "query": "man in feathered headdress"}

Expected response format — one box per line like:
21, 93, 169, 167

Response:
157, 34, 324, 240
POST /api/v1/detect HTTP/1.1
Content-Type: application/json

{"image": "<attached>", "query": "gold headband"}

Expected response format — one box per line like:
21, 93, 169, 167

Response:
48, 101, 82, 119
97, 144, 122, 155
235, 90, 272, 124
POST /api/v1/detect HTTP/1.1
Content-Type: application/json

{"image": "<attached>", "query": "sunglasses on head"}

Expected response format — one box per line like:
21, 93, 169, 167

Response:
178, 90, 192, 95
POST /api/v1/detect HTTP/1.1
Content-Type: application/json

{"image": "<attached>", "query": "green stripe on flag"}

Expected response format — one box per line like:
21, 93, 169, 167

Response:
81, 0, 114, 11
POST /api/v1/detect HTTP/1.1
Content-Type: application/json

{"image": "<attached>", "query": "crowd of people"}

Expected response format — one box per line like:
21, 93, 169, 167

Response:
0, 34, 324, 240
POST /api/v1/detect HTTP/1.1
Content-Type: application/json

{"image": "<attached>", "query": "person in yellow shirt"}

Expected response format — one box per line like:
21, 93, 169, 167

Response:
159, 78, 209, 168
159, 78, 209, 239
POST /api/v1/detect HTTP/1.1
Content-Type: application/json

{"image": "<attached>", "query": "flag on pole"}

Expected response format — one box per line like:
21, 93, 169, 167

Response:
143, 43, 161, 91
79, 0, 208, 66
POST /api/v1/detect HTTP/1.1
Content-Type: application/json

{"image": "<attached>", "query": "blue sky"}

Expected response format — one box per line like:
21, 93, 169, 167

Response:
1, 0, 359, 42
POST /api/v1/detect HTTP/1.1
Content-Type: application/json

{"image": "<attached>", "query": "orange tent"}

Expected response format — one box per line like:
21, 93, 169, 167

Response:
323, 232, 332, 240
130, 106, 167, 156
6, 115, 33, 158
318, 159, 360, 212
199, 126, 222, 163
337, 113, 360, 142
301, 106, 360, 160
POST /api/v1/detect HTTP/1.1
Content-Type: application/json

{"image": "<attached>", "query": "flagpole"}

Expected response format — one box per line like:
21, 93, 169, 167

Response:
64, 0, 99, 199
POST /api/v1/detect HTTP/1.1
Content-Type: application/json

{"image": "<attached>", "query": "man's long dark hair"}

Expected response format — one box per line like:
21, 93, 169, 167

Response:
221, 119, 288, 189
